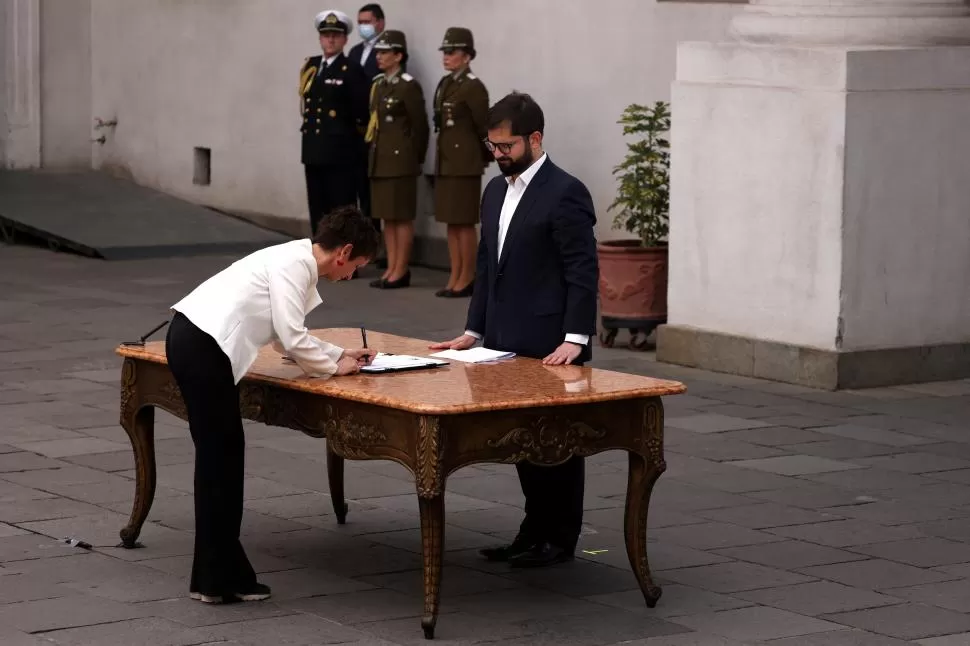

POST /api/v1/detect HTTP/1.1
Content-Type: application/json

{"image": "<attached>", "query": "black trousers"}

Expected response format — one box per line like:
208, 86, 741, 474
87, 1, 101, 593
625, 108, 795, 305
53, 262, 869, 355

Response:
304, 163, 358, 236
516, 457, 585, 551
165, 312, 256, 595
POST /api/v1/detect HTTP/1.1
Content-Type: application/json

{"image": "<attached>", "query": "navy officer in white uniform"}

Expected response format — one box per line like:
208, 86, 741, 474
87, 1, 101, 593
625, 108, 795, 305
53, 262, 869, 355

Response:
165, 206, 379, 603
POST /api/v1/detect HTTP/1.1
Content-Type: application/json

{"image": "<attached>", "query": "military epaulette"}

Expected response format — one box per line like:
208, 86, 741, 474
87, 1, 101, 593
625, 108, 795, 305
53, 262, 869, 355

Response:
372, 73, 385, 83
401, 73, 414, 82
467, 73, 477, 80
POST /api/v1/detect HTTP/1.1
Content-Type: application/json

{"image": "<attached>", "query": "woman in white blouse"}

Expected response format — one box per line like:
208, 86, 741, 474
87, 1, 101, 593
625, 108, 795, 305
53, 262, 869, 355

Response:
165, 206, 379, 604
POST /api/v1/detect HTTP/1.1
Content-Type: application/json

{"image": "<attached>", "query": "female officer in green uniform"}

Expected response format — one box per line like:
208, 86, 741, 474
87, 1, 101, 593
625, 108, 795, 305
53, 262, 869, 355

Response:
365, 29, 429, 290
432, 28, 490, 298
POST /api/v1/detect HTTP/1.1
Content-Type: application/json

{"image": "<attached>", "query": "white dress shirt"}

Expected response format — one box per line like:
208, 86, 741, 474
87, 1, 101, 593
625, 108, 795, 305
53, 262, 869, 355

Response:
466, 153, 589, 347
360, 39, 376, 66
317, 53, 341, 76
171, 239, 344, 384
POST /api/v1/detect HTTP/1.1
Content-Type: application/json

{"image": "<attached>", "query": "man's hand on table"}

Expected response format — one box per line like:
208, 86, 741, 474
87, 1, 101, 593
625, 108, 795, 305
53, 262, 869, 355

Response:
429, 334, 477, 351
542, 342, 582, 365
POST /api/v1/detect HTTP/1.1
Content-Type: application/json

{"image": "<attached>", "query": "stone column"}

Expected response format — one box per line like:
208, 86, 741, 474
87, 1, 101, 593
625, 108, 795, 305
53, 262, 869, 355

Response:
657, 1, 970, 389
732, 0, 970, 46
1, 0, 41, 169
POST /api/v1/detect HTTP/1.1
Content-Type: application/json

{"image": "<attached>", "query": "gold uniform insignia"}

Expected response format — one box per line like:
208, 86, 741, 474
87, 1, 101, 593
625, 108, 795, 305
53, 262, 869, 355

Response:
300, 65, 317, 95
329, 109, 337, 118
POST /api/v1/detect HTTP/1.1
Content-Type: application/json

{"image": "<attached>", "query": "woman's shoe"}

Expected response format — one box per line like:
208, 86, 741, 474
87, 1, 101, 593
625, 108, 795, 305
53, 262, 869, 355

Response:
445, 281, 474, 298
435, 287, 454, 297
234, 582, 272, 602
369, 277, 387, 288
190, 582, 272, 604
378, 271, 411, 289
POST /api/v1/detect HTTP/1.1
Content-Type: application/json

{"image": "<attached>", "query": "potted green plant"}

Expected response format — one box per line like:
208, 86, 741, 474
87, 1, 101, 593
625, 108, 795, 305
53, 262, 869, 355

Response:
598, 101, 670, 350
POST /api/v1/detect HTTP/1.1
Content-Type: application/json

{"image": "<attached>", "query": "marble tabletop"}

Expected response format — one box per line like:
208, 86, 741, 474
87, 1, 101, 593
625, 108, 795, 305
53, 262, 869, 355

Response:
117, 328, 686, 415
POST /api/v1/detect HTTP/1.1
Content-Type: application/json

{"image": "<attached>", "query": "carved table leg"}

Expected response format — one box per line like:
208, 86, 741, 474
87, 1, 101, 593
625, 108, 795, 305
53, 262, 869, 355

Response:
326, 444, 348, 524
416, 415, 444, 638
120, 405, 157, 548
418, 493, 444, 639
624, 451, 663, 607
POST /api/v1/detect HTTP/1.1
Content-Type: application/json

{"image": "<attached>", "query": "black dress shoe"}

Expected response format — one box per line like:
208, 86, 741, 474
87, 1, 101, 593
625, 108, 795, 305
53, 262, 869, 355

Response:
434, 287, 454, 297
508, 542, 574, 569
444, 281, 474, 298
377, 271, 410, 289
479, 537, 536, 562
369, 277, 386, 288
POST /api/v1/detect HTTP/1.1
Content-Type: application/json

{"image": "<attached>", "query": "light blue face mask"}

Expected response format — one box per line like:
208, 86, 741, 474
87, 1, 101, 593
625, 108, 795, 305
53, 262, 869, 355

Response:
359, 24, 376, 40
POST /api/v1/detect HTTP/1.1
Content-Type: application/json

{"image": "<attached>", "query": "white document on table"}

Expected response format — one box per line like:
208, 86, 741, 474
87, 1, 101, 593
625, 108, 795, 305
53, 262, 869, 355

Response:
360, 352, 447, 373
429, 347, 516, 363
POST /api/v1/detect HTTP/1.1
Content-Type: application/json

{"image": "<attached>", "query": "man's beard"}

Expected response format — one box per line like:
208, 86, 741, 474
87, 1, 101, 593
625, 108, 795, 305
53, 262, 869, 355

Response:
497, 146, 535, 177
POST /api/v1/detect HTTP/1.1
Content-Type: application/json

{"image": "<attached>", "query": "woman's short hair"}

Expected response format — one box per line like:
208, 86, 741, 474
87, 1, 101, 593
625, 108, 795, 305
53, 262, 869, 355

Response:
312, 206, 381, 259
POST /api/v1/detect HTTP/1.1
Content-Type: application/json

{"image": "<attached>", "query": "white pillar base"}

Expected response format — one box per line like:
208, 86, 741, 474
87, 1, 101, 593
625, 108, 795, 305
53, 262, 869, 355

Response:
660, 41, 970, 388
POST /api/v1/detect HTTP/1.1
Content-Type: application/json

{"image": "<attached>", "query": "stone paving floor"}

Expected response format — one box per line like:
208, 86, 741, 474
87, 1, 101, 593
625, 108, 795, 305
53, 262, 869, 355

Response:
3, 240, 970, 645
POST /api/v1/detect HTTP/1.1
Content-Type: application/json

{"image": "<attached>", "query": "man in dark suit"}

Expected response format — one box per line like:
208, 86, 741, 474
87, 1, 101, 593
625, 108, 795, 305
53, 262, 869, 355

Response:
300, 10, 370, 236
431, 92, 599, 568
348, 3, 385, 247
348, 4, 384, 82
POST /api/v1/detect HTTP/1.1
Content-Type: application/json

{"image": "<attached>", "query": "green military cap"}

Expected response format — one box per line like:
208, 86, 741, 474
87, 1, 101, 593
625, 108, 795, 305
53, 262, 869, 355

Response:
374, 29, 407, 53
439, 27, 475, 59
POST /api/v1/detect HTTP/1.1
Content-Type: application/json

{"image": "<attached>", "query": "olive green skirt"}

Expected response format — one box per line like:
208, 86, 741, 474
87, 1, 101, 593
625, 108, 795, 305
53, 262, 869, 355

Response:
434, 176, 482, 225
371, 177, 417, 222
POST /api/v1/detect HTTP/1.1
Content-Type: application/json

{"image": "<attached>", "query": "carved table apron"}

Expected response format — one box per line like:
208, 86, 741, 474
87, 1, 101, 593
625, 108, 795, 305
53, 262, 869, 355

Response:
116, 331, 684, 640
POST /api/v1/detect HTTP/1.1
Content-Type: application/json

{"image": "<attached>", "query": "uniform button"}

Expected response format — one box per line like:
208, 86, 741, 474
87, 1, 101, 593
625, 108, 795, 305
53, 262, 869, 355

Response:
394, 150, 399, 155
315, 129, 320, 134
317, 108, 321, 113
455, 144, 460, 148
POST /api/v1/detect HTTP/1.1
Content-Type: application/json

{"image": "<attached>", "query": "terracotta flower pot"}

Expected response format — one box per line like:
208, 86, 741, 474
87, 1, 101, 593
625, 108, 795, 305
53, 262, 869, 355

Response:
596, 240, 668, 349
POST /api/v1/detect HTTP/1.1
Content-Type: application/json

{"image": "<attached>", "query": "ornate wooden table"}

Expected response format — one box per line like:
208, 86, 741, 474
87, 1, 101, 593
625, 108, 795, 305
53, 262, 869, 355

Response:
115, 328, 686, 639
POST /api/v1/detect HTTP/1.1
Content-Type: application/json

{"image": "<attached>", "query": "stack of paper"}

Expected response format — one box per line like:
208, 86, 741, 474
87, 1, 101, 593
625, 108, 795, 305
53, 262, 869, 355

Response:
430, 347, 516, 364
360, 353, 447, 373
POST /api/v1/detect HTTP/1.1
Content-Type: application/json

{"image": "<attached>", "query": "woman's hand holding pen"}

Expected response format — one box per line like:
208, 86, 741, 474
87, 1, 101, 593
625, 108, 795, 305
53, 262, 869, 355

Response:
343, 348, 375, 364
336, 348, 376, 375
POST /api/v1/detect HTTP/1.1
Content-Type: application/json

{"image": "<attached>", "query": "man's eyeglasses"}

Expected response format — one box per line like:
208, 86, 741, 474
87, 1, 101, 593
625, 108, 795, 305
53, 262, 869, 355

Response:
483, 139, 518, 155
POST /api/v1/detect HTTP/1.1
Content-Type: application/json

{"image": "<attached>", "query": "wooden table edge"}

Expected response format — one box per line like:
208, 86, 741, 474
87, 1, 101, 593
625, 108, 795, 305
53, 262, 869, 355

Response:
115, 347, 687, 415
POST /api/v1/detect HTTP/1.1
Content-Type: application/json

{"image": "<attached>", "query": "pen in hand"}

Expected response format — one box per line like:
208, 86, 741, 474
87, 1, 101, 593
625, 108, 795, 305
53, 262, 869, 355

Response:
359, 326, 374, 364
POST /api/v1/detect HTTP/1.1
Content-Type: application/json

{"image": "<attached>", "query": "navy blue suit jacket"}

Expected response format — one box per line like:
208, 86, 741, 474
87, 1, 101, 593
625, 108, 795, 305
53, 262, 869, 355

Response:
348, 41, 381, 82
466, 157, 599, 362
